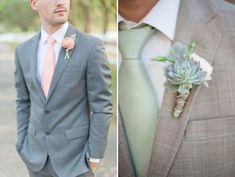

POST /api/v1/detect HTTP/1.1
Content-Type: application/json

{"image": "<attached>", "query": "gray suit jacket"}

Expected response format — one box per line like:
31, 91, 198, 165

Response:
14, 25, 113, 177
119, 0, 235, 176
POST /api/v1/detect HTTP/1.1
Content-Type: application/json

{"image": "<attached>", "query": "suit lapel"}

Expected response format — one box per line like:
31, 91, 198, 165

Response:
46, 25, 77, 103
118, 107, 136, 177
29, 32, 46, 103
148, 0, 221, 176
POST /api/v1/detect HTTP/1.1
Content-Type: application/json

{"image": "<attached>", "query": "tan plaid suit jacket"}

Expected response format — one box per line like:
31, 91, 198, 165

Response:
118, 0, 235, 176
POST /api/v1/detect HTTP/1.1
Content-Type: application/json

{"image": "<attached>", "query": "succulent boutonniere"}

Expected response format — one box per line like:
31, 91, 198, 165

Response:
61, 33, 76, 60
152, 42, 213, 118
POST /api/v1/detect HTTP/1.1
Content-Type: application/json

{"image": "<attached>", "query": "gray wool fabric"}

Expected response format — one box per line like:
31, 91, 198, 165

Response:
15, 24, 113, 177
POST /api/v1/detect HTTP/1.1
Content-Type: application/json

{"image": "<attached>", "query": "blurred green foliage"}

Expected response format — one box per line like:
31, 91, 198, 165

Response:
0, 0, 116, 33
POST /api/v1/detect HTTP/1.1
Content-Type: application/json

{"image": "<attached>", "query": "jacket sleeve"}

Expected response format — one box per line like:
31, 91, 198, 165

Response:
14, 46, 30, 153
86, 39, 113, 159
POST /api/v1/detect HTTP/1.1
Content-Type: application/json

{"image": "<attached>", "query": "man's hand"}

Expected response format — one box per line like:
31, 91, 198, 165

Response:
90, 162, 98, 171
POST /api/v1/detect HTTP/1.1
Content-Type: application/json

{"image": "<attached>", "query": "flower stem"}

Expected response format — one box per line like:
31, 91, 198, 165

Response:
152, 56, 175, 63
173, 91, 190, 118
65, 49, 70, 60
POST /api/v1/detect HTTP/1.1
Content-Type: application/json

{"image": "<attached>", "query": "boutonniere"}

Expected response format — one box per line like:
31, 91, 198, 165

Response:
152, 42, 213, 118
61, 33, 76, 60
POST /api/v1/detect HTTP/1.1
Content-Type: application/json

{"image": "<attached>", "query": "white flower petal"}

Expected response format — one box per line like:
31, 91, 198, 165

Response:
191, 53, 213, 81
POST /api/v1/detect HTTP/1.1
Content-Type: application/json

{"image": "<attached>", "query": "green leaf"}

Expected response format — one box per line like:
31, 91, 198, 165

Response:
178, 85, 190, 94
186, 41, 197, 57
152, 56, 176, 63
203, 81, 209, 88
164, 82, 179, 93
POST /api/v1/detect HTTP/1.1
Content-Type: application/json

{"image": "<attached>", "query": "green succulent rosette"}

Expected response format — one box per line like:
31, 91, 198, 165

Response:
153, 42, 210, 118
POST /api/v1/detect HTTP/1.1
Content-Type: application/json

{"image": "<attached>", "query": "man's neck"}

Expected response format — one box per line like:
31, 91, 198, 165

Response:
42, 23, 66, 35
119, 0, 159, 22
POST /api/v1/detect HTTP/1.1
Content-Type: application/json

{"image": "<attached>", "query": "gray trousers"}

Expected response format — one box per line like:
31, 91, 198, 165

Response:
27, 156, 94, 177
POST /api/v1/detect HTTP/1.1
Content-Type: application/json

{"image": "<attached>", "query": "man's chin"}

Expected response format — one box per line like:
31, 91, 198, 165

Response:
52, 19, 68, 26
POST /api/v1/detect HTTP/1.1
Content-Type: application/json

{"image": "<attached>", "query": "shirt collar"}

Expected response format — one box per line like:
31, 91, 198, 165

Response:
40, 22, 69, 44
118, 0, 180, 40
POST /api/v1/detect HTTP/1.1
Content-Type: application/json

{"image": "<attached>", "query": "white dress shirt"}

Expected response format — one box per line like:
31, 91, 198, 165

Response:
118, 0, 180, 108
37, 22, 69, 83
37, 22, 100, 163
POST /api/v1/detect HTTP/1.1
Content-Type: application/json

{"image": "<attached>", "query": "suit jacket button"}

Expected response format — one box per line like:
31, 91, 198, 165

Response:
45, 110, 50, 114
45, 132, 50, 135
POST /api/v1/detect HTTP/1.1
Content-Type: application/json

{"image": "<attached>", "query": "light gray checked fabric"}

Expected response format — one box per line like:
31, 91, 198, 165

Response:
118, 0, 235, 176
118, 108, 136, 177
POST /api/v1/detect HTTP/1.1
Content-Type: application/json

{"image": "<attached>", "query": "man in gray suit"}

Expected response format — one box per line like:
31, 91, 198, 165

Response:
14, 0, 112, 177
118, 0, 235, 176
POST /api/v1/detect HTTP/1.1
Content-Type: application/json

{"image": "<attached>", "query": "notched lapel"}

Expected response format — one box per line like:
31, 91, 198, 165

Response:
29, 32, 46, 102
148, 0, 221, 176
46, 25, 77, 103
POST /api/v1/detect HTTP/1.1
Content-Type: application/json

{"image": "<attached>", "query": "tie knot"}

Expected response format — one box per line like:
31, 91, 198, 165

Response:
119, 25, 155, 59
47, 36, 55, 45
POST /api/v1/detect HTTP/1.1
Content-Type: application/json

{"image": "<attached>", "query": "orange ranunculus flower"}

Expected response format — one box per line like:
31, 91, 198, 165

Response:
61, 37, 75, 49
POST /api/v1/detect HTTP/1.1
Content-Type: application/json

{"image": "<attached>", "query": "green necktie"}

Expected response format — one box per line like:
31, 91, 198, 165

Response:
119, 26, 158, 177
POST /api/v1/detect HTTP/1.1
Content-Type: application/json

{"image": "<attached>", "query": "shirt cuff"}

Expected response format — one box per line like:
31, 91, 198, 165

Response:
89, 158, 101, 163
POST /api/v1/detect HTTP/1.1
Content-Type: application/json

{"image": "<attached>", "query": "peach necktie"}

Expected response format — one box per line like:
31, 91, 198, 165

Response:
42, 36, 56, 98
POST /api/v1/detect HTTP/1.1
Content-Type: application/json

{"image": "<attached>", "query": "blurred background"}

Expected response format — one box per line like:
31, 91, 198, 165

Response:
0, 0, 117, 177
226, 0, 235, 3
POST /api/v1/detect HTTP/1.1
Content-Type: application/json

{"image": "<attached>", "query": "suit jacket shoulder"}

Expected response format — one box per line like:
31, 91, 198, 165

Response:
74, 28, 105, 52
16, 32, 39, 54
215, 0, 235, 15
213, 0, 235, 31
15, 32, 40, 68
193, 0, 235, 30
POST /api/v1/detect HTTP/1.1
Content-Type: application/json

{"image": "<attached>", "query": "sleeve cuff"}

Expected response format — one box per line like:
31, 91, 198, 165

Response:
89, 158, 101, 163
